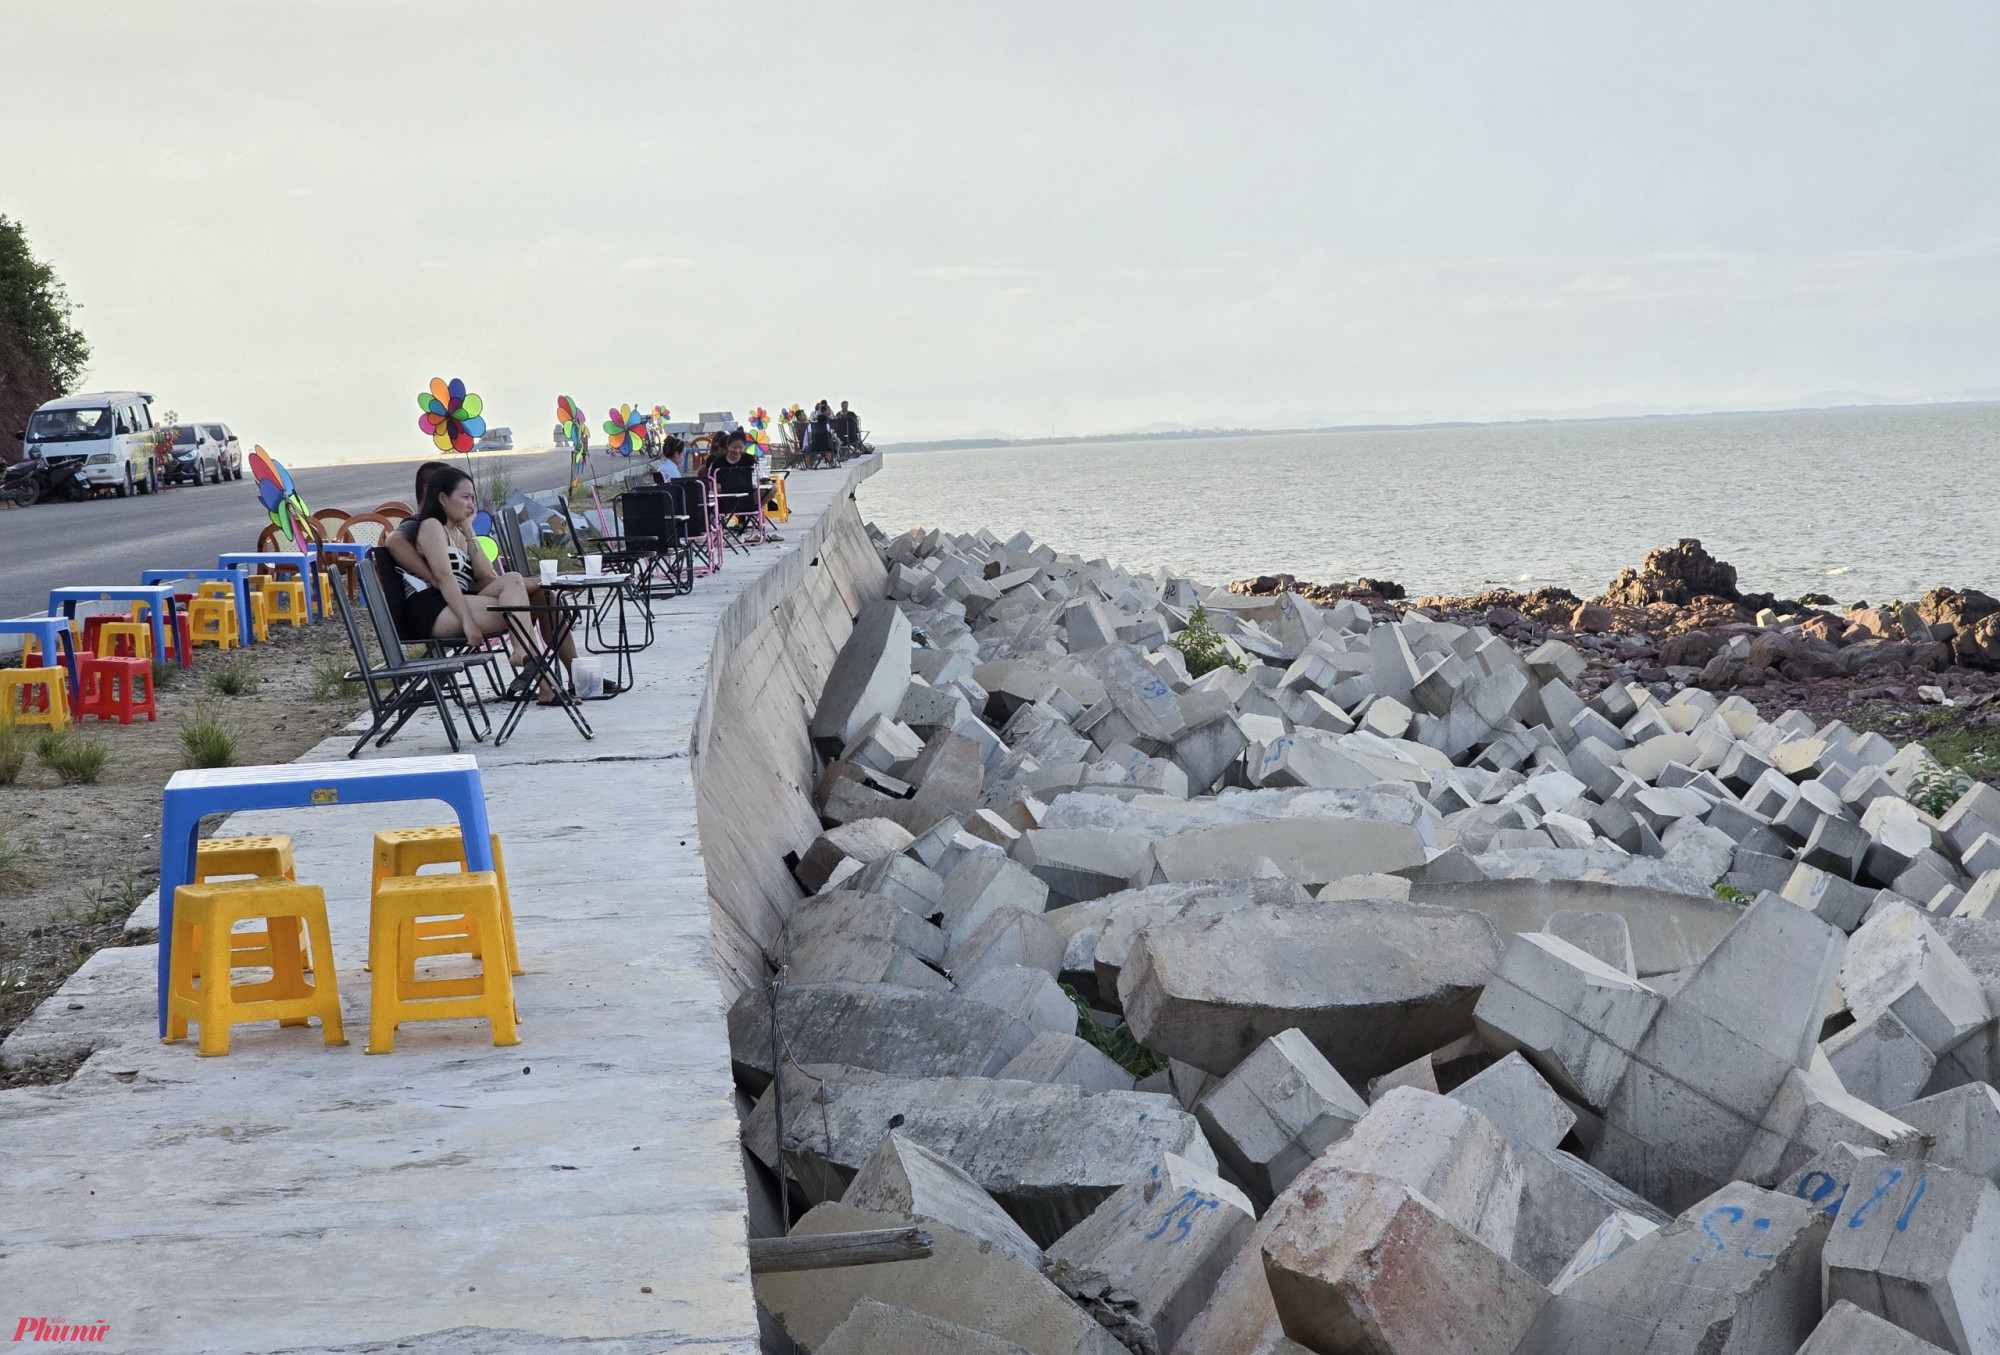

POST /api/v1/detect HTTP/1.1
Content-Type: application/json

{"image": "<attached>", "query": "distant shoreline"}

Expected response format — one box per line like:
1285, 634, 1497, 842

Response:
878, 397, 2000, 454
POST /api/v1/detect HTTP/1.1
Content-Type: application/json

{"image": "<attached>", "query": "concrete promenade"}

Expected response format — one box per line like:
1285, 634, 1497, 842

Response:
0, 458, 880, 1353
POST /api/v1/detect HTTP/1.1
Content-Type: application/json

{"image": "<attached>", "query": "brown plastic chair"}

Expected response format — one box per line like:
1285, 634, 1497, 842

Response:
374, 501, 414, 522
333, 513, 400, 599
311, 508, 352, 539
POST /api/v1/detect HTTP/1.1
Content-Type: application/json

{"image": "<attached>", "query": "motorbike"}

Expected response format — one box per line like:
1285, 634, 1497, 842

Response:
2, 454, 88, 507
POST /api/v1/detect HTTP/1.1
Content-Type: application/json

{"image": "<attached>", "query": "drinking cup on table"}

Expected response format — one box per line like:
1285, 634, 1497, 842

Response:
539, 559, 557, 584
583, 553, 603, 576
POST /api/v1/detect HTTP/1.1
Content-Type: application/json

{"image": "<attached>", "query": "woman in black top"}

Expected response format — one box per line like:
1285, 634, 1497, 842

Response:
710, 431, 760, 524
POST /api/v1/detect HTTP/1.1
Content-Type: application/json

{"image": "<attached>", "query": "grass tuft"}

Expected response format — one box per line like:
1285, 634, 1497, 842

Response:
206, 659, 260, 696
1060, 983, 1170, 1079
177, 703, 239, 769
310, 654, 356, 699
0, 830, 31, 893
0, 719, 25, 784
34, 728, 108, 785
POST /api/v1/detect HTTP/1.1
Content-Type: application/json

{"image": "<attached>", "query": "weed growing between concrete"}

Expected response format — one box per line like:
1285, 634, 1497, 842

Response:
1169, 606, 1245, 679
1061, 983, 1170, 1078
1712, 883, 1754, 904
178, 702, 239, 768
34, 729, 107, 785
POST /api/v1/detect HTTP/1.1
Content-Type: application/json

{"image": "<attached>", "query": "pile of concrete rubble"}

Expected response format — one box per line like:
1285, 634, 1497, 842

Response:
736, 525, 2000, 1355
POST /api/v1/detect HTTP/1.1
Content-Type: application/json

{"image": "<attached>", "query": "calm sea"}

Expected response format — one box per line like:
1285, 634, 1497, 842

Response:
857, 404, 2000, 607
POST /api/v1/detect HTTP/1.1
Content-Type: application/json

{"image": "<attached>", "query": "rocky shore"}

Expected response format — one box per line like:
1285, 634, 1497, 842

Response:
741, 523, 2000, 1354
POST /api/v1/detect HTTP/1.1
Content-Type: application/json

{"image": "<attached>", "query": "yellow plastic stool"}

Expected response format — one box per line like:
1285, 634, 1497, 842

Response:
241, 588, 272, 643
94, 620, 153, 660
18, 636, 49, 666
370, 828, 520, 975
0, 668, 70, 728
249, 575, 308, 629
317, 570, 336, 615
190, 837, 303, 978
767, 473, 791, 523
166, 878, 345, 1057
189, 588, 240, 650
367, 872, 518, 1054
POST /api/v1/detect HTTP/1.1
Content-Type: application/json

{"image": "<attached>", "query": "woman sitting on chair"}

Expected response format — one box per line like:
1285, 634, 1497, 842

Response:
394, 466, 572, 701
710, 431, 762, 526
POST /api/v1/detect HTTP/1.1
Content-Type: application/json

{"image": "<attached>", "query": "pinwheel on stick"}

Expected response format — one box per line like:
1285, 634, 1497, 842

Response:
418, 377, 486, 453
604, 404, 647, 457
249, 446, 314, 555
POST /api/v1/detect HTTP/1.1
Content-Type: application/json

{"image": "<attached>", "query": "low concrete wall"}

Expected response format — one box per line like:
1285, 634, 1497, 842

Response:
695, 457, 887, 1004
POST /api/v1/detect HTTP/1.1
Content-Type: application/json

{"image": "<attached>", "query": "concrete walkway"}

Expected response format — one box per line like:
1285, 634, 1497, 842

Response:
0, 459, 879, 1354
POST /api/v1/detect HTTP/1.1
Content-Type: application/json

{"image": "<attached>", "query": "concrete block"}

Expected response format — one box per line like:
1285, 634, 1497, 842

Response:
1528, 639, 1588, 686
1783, 861, 1881, 931
998, 1030, 1136, 1093
1522, 1180, 1829, 1354
938, 846, 1051, 944
1952, 872, 2000, 921
1804, 812, 1872, 881
843, 1130, 1045, 1270
1513, 1143, 1672, 1286
1735, 1065, 1926, 1188
1473, 931, 1666, 1109
1448, 1050, 1578, 1151
962, 965, 1081, 1037
850, 852, 947, 918
1046, 1154, 1254, 1355
1823, 1009, 1939, 1110
1259, 1167, 1550, 1355
809, 599, 914, 751
1120, 900, 1502, 1081
1319, 1087, 1526, 1254
1891, 1083, 2000, 1184
1547, 1210, 1660, 1294
1150, 817, 1429, 888
1844, 900, 1992, 1055
816, 1300, 1039, 1355
840, 712, 926, 773
1064, 599, 1122, 653
1545, 910, 1638, 977
727, 981, 1036, 1093
758, 1202, 1123, 1355
964, 807, 1025, 850
1194, 1027, 1369, 1210
758, 1075, 1214, 1245
1016, 829, 1155, 904
1963, 832, 2000, 880
1796, 1300, 1952, 1355
1821, 1161, 2000, 1355
1624, 732, 1702, 782
1315, 872, 1412, 901
796, 817, 918, 894
945, 906, 1066, 983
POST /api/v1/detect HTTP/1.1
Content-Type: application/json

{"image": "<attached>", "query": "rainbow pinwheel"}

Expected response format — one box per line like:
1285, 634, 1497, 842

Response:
603, 404, 647, 457
652, 404, 671, 424
248, 446, 314, 555
419, 377, 486, 453
556, 395, 584, 445
748, 407, 770, 433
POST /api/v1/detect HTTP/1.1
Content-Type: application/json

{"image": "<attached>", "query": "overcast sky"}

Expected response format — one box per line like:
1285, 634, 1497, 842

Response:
4, 2, 1997, 460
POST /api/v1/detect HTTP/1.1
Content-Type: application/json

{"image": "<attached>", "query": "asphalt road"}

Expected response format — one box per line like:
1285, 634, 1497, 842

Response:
0, 449, 577, 619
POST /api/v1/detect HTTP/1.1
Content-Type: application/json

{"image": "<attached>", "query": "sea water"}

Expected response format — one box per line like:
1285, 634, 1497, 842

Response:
858, 404, 2000, 606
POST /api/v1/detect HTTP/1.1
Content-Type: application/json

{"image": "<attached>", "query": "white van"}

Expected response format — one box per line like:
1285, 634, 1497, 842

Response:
21, 391, 159, 496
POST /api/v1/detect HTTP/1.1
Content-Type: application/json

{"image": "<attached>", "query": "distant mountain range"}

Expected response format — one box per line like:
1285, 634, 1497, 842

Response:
880, 390, 2000, 452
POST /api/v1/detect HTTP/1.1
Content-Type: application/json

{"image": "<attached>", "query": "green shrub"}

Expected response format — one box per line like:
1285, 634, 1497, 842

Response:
1169, 605, 1246, 678
207, 660, 259, 696
34, 729, 107, 785
1909, 764, 1969, 818
1713, 883, 1754, 905
1060, 983, 1169, 1078
178, 704, 239, 769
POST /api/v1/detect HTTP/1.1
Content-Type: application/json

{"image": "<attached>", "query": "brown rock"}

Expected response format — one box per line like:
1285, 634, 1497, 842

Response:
1911, 641, 1952, 672
1659, 630, 1721, 669
1698, 655, 1742, 689
1602, 538, 1740, 608
1748, 632, 1799, 670
1484, 606, 1521, 630
1847, 607, 1891, 639
1957, 613, 2000, 671
1837, 641, 1911, 674
1572, 603, 1613, 634
1798, 613, 1844, 644
1919, 586, 2000, 637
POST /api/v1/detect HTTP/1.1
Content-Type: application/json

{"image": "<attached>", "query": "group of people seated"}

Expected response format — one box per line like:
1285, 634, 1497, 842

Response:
791, 400, 869, 468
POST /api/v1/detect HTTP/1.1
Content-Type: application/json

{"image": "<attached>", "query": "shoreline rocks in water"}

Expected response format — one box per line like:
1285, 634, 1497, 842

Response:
743, 522, 2000, 1355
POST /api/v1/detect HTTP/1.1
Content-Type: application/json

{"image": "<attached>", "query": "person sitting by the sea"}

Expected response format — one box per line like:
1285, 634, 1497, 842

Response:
834, 400, 866, 452
709, 430, 763, 525
803, 404, 839, 467
393, 466, 575, 701
386, 459, 567, 652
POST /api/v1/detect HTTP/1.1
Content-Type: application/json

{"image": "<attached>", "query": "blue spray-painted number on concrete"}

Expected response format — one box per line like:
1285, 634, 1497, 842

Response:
1144, 1191, 1221, 1243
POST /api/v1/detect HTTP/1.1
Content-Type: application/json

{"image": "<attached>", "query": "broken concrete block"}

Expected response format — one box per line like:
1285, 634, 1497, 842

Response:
1734, 1064, 1926, 1187
758, 1075, 1214, 1244
1783, 860, 1881, 931
1844, 900, 1992, 1055
809, 599, 914, 753
849, 852, 947, 918
842, 1130, 1045, 1269
1150, 817, 1429, 887
1046, 1154, 1255, 1355
1121, 900, 1501, 1081
1547, 1210, 1660, 1294
1473, 930, 1665, 1108
1448, 1050, 1578, 1152
1795, 1300, 1952, 1355
944, 907, 1065, 984
1259, 1167, 1550, 1355
1891, 1083, 2000, 1184
1824, 1009, 1939, 1110
758, 1202, 1123, 1355
962, 965, 1080, 1037
1194, 1027, 1370, 1211
1522, 1180, 1828, 1354
815, 1300, 1038, 1355
1315, 872, 1412, 901
796, 818, 918, 894
938, 845, 1050, 944
841, 712, 926, 773
1015, 829, 1154, 904
781, 891, 950, 990
1821, 1161, 2000, 1354
998, 1030, 1135, 1093
1545, 910, 1638, 977
726, 982, 1035, 1093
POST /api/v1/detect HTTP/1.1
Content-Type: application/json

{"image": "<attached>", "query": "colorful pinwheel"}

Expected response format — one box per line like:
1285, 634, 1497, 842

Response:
556, 395, 584, 446
419, 377, 486, 453
748, 407, 770, 433
470, 509, 501, 564
652, 404, 671, 424
603, 404, 647, 457
248, 446, 314, 555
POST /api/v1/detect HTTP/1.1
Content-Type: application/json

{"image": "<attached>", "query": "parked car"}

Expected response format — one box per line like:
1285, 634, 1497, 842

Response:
161, 425, 225, 485
198, 422, 244, 480
20, 390, 159, 496
475, 426, 514, 451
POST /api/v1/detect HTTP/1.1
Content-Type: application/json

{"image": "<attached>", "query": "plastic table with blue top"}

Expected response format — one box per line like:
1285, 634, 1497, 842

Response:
154, 753, 495, 1034
139, 569, 257, 649
0, 614, 79, 702
47, 585, 188, 668
218, 550, 318, 621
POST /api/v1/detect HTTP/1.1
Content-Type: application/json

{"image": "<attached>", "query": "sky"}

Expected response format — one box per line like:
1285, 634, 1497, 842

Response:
3, 2, 1998, 461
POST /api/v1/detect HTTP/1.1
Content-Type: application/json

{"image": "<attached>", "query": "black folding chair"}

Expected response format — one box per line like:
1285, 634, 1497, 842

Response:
368, 547, 512, 701
611, 487, 692, 599
493, 503, 533, 576
330, 555, 491, 757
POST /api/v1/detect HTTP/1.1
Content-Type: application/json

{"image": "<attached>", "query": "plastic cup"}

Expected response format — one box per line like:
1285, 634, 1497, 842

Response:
583, 553, 603, 577
539, 559, 557, 583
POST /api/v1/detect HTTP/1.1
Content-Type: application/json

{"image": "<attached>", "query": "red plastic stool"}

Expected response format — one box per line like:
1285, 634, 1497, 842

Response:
132, 602, 194, 664
78, 655, 156, 724
79, 614, 116, 658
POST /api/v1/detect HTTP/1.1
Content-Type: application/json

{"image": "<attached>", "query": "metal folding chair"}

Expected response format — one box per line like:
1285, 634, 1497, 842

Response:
330, 556, 490, 758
